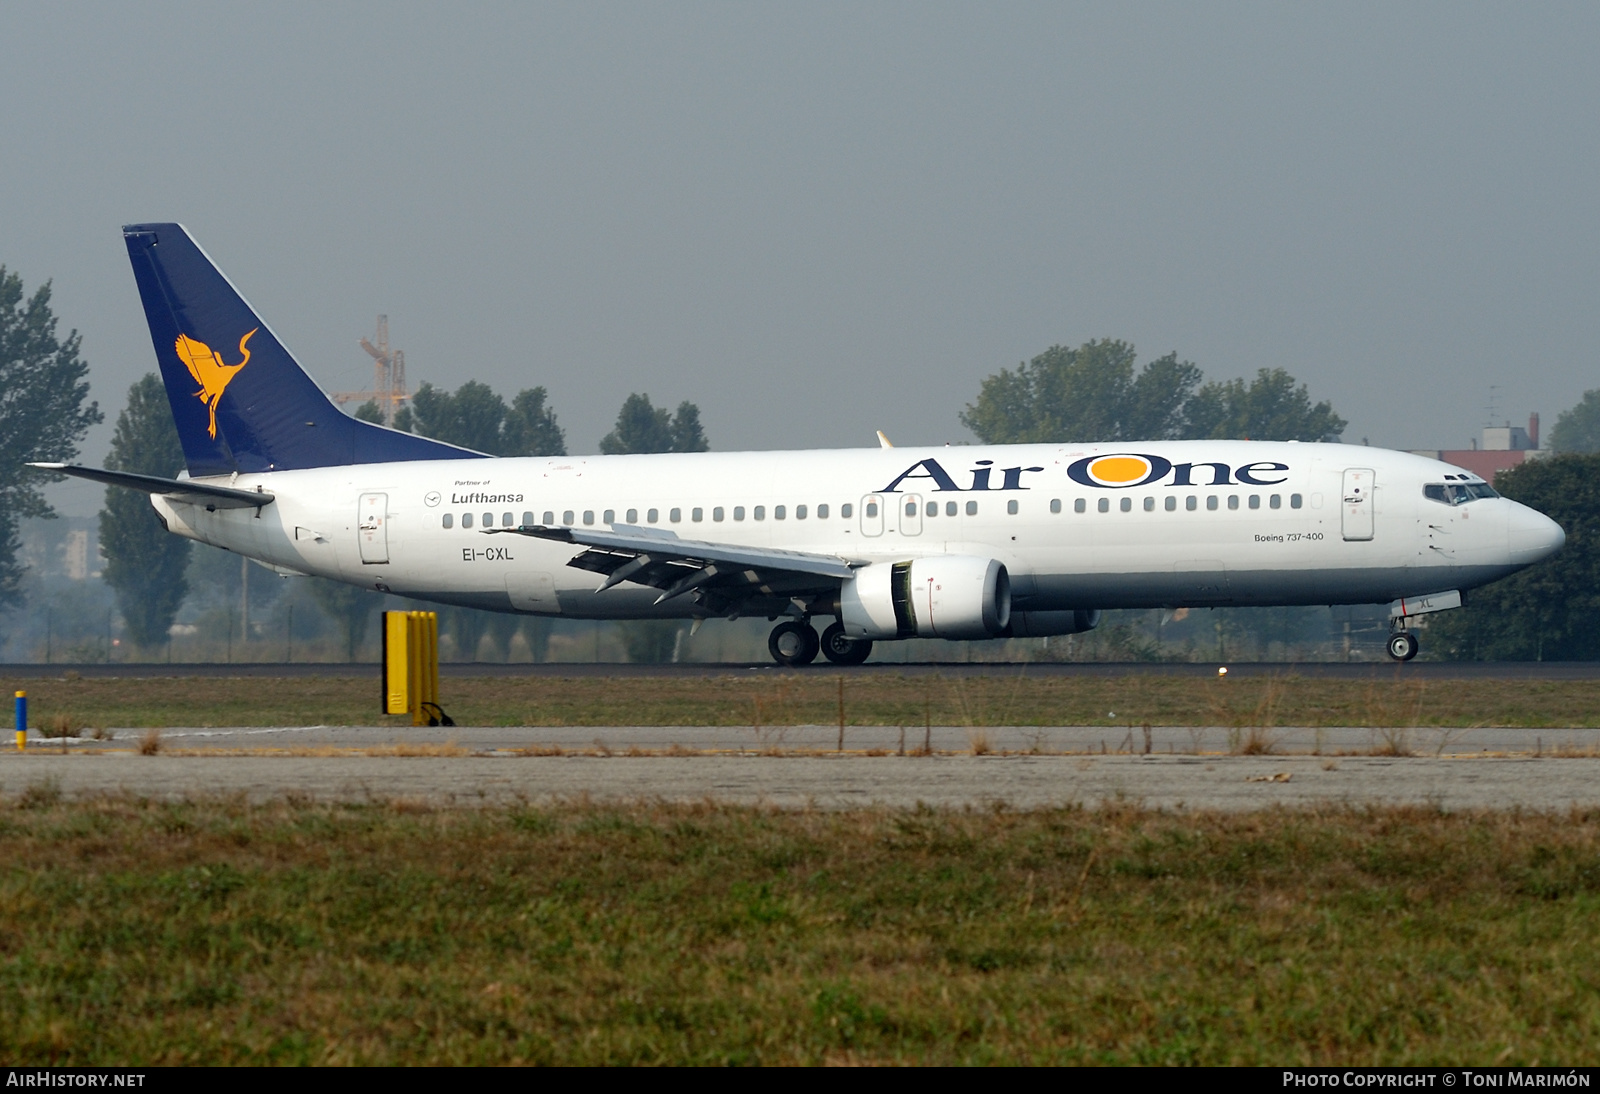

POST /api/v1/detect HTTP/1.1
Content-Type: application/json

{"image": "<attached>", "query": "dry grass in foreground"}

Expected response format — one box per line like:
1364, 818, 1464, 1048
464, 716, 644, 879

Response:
0, 795, 1597, 1065
5, 671, 1600, 731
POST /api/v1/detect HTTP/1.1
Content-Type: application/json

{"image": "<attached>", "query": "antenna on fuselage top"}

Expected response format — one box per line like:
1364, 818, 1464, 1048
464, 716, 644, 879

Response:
876, 430, 894, 448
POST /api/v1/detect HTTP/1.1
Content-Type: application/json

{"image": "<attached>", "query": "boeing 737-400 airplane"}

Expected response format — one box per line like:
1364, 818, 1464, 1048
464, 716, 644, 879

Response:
34, 224, 1567, 664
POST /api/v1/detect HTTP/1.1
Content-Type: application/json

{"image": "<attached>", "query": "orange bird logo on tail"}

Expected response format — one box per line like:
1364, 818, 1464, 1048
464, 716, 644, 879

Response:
174, 328, 256, 439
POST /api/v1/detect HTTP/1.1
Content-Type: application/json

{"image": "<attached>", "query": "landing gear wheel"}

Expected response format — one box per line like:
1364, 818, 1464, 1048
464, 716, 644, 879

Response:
768, 621, 820, 666
819, 621, 872, 665
1386, 631, 1419, 662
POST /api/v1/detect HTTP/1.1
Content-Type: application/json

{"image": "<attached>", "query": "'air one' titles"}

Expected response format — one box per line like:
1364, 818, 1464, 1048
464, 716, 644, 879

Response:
881, 455, 1291, 494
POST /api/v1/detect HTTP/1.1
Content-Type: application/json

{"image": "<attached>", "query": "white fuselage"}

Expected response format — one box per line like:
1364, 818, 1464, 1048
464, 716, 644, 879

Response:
150, 441, 1563, 621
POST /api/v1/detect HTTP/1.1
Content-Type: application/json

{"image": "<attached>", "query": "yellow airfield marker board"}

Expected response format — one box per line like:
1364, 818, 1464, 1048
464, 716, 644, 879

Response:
383, 610, 440, 726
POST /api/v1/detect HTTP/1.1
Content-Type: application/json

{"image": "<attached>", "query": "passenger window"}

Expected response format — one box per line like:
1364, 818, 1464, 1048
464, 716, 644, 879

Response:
965, 500, 977, 516
543, 511, 555, 525
926, 501, 937, 517
1227, 496, 1239, 510
1098, 498, 1109, 513
1119, 497, 1131, 512
442, 513, 454, 529
692, 507, 703, 522
734, 506, 745, 521
1248, 496, 1260, 510
905, 500, 917, 517
797, 505, 807, 520
670, 508, 682, 523
463, 513, 474, 529
602, 509, 614, 524
1290, 494, 1303, 509
522, 511, 534, 526
482, 512, 493, 527
647, 508, 659, 523
1165, 496, 1176, 511
582, 511, 594, 525
503, 512, 514, 526
1074, 498, 1086, 514
1186, 496, 1197, 511
754, 506, 766, 521
713, 506, 725, 521
1144, 497, 1154, 512
1269, 495, 1281, 510
1007, 499, 1019, 515
626, 508, 638, 523
563, 510, 574, 525
1206, 497, 1218, 511
818, 504, 829, 519
842, 503, 853, 518
1050, 498, 1061, 514
775, 505, 786, 520
863, 502, 876, 518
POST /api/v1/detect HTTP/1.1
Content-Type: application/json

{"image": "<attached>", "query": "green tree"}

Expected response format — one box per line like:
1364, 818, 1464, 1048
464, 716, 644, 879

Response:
99, 375, 191, 650
960, 340, 1203, 444
600, 393, 711, 454
621, 619, 681, 663
353, 400, 384, 424
502, 387, 567, 456
1549, 390, 1600, 455
1427, 455, 1600, 660
0, 268, 103, 608
312, 579, 379, 661
406, 381, 567, 456
1183, 368, 1346, 442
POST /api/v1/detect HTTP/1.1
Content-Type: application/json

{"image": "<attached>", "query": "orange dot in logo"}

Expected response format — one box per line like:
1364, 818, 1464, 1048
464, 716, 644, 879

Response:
1088, 456, 1150, 485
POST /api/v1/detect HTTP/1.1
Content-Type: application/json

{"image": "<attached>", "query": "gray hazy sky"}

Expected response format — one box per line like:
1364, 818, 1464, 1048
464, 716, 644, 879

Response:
4, 3, 1597, 516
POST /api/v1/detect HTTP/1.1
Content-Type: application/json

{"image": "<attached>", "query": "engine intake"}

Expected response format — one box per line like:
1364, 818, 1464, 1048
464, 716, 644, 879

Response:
840, 556, 1011, 640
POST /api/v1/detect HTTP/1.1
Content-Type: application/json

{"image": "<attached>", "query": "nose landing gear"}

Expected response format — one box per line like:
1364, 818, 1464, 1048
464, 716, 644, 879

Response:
768, 620, 820, 665
1386, 630, 1419, 662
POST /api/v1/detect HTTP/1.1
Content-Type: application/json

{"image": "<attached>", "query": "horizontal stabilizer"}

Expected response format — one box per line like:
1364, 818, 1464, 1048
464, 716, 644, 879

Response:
30, 463, 274, 509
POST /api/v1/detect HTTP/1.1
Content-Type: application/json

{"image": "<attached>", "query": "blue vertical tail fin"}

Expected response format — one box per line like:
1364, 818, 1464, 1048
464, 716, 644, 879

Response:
122, 223, 483, 476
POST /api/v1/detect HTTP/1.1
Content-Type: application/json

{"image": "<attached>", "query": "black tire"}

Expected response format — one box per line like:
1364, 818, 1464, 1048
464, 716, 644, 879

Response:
819, 621, 872, 665
768, 621, 820, 666
1386, 632, 1419, 662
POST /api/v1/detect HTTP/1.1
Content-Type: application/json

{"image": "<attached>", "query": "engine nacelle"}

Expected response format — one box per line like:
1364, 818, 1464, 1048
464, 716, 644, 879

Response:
839, 556, 1011, 641
1006, 609, 1102, 637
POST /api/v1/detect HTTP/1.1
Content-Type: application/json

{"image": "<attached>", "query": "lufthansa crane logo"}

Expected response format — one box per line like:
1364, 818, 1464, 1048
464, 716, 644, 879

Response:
174, 329, 257, 439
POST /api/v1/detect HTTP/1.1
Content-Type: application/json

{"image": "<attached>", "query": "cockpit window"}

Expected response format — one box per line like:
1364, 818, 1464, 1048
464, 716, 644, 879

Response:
1425, 482, 1499, 506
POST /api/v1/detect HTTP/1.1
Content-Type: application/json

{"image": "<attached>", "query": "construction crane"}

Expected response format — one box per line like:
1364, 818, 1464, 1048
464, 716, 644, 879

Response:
331, 315, 409, 426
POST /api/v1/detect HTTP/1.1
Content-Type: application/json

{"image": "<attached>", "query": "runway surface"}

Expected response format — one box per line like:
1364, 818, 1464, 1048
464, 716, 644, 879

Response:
7, 661, 1600, 680
8, 722, 1599, 811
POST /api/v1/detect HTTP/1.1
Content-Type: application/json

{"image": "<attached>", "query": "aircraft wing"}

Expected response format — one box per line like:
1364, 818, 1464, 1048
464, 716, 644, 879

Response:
29, 463, 275, 510
488, 524, 860, 611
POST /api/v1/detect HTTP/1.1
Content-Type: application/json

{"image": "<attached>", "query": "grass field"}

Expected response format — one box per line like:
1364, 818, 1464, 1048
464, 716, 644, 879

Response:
6, 671, 1600, 731
1, 796, 1596, 1065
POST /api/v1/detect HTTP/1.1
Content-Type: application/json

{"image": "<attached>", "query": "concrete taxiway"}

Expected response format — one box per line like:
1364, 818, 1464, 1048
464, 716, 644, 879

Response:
4, 727, 1600, 812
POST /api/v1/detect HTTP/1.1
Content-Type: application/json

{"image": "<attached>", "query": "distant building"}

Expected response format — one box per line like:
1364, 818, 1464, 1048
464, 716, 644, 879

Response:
62, 529, 89, 581
1409, 413, 1543, 483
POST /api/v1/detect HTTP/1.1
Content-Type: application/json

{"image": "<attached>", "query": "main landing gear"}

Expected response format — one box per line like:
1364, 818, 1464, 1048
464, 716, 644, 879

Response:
1386, 630, 1419, 662
768, 620, 820, 665
766, 620, 873, 666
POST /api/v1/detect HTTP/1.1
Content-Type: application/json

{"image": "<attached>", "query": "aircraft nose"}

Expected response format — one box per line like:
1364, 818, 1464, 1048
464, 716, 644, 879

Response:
1507, 502, 1565, 566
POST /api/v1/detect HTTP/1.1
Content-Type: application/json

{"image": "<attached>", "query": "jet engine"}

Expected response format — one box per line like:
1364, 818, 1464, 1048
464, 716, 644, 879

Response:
839, 556, 1011, 640
1006, 609, 1102, 637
